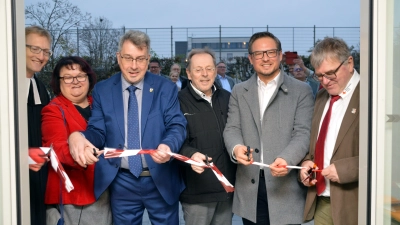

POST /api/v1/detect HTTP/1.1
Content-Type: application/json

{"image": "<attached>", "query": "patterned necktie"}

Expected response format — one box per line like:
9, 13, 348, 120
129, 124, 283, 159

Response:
127, 86, 142, 177
315, 95, 340, 195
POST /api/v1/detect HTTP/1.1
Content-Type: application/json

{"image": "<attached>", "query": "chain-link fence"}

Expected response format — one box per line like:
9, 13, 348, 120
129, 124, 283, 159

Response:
63, 26, 359, 58
39, 26, 360, 93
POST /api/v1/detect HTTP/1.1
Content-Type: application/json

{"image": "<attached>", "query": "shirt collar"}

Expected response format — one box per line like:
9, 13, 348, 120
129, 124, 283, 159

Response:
339, 69, 360, 99
190, 82, 216, 98
257, 72, 281, 87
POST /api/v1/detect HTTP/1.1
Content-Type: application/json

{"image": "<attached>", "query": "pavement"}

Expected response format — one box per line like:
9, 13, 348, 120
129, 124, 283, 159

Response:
141, 204, 314, 225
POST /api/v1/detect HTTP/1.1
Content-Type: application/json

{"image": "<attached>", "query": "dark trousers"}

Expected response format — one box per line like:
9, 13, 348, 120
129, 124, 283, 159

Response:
243, 170, 270, 225
109, 169, 179, 225
30, 164, 48, 225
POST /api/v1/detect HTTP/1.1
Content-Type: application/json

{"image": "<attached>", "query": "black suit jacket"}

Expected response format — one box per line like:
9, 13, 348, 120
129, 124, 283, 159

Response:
28, 75, 50, 225
180, 76, 188, 90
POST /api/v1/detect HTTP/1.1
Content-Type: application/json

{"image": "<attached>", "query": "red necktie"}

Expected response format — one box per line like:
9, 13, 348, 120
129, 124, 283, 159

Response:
315, 95, 340, 195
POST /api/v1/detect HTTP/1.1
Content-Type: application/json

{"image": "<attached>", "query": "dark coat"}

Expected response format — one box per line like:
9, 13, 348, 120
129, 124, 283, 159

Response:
178, 83, 237, 203
180, 76, 188, 90
28, 75, 50, 225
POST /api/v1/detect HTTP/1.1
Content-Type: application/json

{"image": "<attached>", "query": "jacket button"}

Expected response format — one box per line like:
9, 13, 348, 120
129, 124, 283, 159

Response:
255, 148, 259, 153
251, 179, 255, 184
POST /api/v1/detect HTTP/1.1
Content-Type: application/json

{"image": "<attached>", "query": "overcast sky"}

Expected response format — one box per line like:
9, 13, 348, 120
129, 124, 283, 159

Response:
26, 0, 360, 28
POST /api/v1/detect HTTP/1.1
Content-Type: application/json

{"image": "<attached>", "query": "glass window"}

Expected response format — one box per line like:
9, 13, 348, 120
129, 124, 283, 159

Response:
374, 0, 400, 224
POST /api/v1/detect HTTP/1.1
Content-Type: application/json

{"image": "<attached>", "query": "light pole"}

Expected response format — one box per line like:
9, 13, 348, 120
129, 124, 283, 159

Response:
99, 18, 103, 69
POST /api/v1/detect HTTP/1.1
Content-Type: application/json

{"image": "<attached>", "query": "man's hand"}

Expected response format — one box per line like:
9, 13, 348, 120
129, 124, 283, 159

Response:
300, 160, 317, 186
29, 163, 44, 172
84, 147, 103, 165
293, 56, 311, 76
233, 145, 253, 165
270, 158, 288, 177
293, 57, 304, 67
151, 144, 172, 164
190, 152, 212, 174
321, 164, 340, 183
68, 131, 95, 168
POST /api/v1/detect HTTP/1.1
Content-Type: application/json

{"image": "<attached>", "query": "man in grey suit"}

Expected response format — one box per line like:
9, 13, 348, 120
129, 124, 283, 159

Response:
215, 62, 235, 92
223, 31, 315, 224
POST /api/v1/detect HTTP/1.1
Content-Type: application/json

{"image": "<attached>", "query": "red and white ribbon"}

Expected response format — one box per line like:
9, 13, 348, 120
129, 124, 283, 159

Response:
252, 161, 306, 170
104, 148, 235, 193
29, 147, 50, 164
48, 146, 74, 192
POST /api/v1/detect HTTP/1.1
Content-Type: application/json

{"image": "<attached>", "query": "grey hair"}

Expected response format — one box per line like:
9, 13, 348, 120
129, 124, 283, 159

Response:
25, 26, 52, 43
186, 48, 216, 70
310, 37, 351, 69
216, 61, 226, 66
118, 30, 150, 53
170, 63, 181, 70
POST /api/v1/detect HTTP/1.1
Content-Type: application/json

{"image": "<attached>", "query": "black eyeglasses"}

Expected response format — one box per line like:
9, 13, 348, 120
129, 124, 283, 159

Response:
313, 59, 348, 82
250, 49, 280, 60
119, 53, 148, 65
26, 45, 52, 57
60, 74, 87, 84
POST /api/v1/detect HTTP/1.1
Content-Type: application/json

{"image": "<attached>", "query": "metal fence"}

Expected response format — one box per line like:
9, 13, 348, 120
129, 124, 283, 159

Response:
65, 26, 360, 58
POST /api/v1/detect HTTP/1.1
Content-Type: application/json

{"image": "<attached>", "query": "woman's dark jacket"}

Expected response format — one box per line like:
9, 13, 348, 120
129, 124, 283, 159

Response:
178, 83, 237, 204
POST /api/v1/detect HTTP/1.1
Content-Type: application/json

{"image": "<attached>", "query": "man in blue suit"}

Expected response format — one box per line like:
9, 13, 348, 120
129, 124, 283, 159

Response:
68, 30, 187, 225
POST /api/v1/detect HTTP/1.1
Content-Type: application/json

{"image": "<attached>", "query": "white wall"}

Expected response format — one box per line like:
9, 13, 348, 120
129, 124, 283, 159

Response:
0, 0, 30, 224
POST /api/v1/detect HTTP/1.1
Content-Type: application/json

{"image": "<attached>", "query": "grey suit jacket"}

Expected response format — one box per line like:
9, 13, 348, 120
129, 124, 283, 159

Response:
223, 72, 314, 224
307, 78, 320, 97
215, 74, 235, 91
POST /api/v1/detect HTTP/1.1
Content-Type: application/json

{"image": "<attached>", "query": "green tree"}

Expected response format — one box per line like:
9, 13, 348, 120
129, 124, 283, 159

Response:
227, 57, 253, 82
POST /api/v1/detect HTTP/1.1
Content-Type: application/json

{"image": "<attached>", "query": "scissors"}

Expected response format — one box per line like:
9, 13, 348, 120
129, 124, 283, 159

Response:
205, 154, 210, 166
246, 146, 251, 161
302, 163, 318, 183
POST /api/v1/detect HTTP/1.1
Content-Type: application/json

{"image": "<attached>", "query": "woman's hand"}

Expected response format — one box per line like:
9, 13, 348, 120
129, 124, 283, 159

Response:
84, 146, 103, 165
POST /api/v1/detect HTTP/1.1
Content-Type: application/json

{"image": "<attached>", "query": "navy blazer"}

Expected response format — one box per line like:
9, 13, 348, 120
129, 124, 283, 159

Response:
83, 72, 187, 205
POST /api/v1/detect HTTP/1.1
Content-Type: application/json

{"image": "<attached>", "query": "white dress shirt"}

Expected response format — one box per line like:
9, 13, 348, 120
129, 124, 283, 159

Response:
257, 73, 281, 164
176, 79, 182, 89
217, 74, 232, 92
318, 70, 360, 196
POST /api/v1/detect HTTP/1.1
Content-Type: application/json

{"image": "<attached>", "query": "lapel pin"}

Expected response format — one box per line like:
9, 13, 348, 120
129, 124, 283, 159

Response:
351, 108, 357, 114
150, 88, 153, 92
